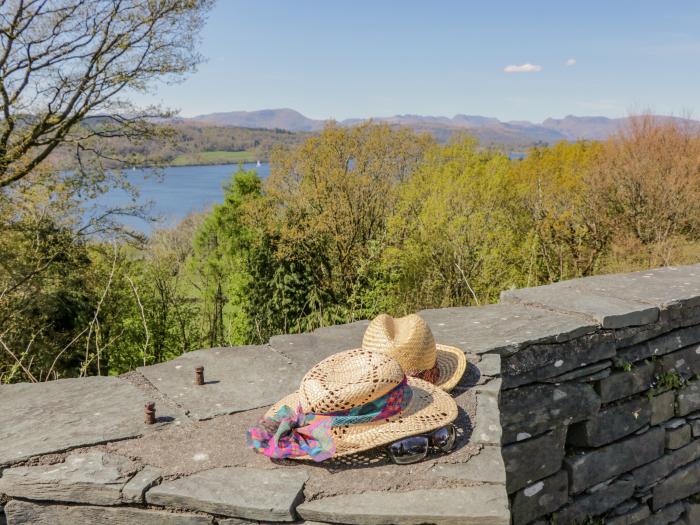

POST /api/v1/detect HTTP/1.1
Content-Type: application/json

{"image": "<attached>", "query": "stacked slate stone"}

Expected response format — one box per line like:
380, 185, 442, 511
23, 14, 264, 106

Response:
2, 263, 700, 525
499, 265, 700, 525
0, 317, 510, 524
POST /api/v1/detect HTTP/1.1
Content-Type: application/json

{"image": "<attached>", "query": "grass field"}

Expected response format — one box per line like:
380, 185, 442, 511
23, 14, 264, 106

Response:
171, 150, 257, 166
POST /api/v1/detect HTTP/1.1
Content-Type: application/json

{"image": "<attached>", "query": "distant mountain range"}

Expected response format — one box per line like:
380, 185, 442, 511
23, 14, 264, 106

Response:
186, 109, 697, 147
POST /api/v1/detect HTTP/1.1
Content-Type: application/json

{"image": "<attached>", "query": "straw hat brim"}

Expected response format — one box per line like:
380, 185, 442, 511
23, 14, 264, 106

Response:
434, 343, 468, 392
265, 377, 458, 459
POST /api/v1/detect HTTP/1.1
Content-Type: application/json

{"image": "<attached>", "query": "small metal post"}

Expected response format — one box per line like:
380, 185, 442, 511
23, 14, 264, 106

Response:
195, 366, 204, 385
144, 401, 156, 425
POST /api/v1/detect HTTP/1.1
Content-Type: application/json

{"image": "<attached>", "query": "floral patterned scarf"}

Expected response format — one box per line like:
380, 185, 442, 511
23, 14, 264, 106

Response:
246, 377, 412, 462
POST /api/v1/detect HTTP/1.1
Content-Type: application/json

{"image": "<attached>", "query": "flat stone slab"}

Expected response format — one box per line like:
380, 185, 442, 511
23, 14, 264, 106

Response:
503, 427, 567, 494
607, 504, 650, 525
270, 320, 369, 370
564, 427, 665, 493
297, 486, 510, 525
583, 264, 700, 310
677, 381, 700, 416
502, 278, 659, 329
121, 465, 162, 503
652, 457, 700, 510
138, 346, 304, 420
430, 445, 506, 484
3, 499, 212, 525
630, 438, 700, 488
502, 331, 616, 388
0, 452, 137, 505
145, 466, 309, 521
472, 378, 502, 445
419, 304, 596, 356
0, 377, 174, 466
553, 478, 634, 525
567, 396, 651, 447
510, 470, 568, 525
501, 382, 600, 443
596, 361, 655, 403
503, 264, 700, 329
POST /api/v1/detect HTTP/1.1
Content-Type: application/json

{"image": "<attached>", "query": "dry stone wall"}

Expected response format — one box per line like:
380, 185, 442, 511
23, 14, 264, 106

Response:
1, 263, 700, 524
500, 264, 700, 525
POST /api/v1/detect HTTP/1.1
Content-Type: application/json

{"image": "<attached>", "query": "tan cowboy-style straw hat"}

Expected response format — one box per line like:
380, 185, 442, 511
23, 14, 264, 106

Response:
261, 348, 458, 459
361, 314, 467, 392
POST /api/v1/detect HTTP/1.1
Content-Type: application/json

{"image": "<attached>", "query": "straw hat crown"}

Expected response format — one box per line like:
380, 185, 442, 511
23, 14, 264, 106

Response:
361, 313, 467, 392
298, 349, 404, 413
362, 313, 437, 373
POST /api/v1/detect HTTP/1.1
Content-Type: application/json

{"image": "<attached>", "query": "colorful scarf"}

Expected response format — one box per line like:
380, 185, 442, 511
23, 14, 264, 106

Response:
246, 377, 412, 462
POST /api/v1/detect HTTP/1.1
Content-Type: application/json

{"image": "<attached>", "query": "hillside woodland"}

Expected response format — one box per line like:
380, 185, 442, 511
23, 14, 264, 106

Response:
49, 123, 310, 168
2, 117, 700, 383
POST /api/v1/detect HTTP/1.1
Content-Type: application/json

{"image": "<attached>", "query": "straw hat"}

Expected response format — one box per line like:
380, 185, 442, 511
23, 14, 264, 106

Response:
361, 314, 467, 392
265, 348, 458, 458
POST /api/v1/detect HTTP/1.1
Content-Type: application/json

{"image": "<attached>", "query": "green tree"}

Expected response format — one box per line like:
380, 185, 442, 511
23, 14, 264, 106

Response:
262, 122, 433, 327
512, 140, 609, 284
190, 169, 264, 346
384, 137, 527, 310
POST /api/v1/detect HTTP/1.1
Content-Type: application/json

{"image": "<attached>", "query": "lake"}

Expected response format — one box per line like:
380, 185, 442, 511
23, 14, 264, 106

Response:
96, 152, 526, 235
94, 162, 270, 233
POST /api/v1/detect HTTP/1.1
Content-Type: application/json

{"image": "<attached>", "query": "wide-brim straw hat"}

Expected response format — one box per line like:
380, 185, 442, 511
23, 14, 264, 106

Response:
361, 314, 467, 392
266, 349, 458, 459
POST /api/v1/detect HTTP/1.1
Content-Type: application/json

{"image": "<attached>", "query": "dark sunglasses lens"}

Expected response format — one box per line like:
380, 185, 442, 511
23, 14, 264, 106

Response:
388, 436, 429, 465
430, 425, 456, 452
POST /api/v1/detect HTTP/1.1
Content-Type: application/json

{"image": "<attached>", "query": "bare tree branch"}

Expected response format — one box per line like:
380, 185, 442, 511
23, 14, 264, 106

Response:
0, 0, 214, 188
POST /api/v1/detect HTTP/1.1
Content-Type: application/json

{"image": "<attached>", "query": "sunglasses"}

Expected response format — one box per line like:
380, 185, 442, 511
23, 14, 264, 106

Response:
387, 424, 457, 465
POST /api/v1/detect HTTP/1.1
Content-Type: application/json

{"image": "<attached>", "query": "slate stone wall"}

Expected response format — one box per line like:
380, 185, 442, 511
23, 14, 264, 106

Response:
499, 265, 700, 525
2, 263, 700, 525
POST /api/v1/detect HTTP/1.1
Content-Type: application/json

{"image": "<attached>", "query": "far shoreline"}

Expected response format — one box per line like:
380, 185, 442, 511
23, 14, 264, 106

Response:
133, 159, 268, 169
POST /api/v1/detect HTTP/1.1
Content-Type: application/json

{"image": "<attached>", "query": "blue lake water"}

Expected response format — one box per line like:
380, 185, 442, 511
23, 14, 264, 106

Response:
93, 162, 269, 233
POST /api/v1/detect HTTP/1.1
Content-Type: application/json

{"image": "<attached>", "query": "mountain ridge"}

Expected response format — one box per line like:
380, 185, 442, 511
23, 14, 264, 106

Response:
187, 109, 698, 146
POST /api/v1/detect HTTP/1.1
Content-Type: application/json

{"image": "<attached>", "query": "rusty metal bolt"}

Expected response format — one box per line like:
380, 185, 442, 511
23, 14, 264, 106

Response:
144, 401, 156, 425
195, 366, 204, 386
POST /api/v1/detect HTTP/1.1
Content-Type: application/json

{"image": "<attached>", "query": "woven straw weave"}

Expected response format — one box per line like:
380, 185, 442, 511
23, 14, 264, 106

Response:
266, 349, 458, 458
363, 314, 436, 372
299, 349, 402, 413
361, 314, 467, 392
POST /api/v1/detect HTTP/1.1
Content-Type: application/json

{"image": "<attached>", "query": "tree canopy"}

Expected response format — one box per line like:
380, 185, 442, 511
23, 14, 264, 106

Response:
0, 0, 214, 188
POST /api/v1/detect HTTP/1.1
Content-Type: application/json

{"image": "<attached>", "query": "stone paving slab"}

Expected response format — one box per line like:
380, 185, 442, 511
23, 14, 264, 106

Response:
3, 499, 213, 525
430, 445, 506, 484
584, 264, 700, 310
0, 452, 137, 505
121, 465, 163, 503
145, 467, 309, 521
0, 376, 177, 466
499, 264, 700, 330
269, 320, 368, 371
472, 378, 502, 445
502, 279, 659, 329
296, 485, 510, 525
418, 304, 597, 356
137, 346, 304, 420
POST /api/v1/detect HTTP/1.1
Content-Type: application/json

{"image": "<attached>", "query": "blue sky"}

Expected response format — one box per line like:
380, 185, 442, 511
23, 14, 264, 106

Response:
134, 1, 700, 122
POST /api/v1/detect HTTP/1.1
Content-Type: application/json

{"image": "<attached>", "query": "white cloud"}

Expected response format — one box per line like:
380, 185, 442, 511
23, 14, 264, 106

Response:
503, 63, 542, 73
565, 58, 577, 67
